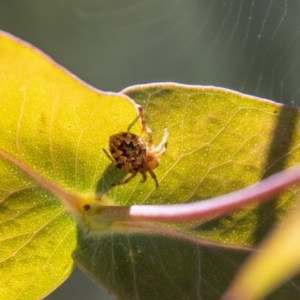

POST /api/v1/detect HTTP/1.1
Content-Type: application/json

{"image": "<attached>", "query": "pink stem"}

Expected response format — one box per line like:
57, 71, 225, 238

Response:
126, 165, 300, 222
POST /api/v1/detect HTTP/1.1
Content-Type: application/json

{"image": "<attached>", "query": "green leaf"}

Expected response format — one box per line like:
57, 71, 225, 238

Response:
223, 193, 300, 300
74, 84, 300, 299
0, 31, 138, 299
2, 30, 300, 300
121, 84, 300, 245
74, 228, 249, 300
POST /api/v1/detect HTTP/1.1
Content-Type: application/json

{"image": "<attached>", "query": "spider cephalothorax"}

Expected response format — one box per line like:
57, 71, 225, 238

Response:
103, 106, 168, 188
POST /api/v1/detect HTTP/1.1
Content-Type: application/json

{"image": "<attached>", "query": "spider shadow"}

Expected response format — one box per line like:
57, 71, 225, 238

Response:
95, 164, 129, 198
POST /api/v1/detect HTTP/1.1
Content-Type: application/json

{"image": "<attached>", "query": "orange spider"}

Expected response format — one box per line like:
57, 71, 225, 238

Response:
103, 106, 168, 187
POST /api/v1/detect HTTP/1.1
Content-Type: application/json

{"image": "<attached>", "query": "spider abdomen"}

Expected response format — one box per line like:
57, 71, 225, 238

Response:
109, 132, 147, 173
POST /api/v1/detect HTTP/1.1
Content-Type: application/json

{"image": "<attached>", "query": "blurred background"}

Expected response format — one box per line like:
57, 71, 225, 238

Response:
1, 0, 300, 299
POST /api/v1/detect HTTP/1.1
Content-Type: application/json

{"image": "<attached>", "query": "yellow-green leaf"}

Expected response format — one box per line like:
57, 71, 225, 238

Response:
2, 30, 300, 300
74, 82, 300, 300
223, 195, 300, 300
0, 31, 138, 299
121, 84, 300, 245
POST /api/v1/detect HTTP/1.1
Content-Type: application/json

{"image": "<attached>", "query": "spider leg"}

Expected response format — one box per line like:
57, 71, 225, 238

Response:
112, 172, 138, 186
140, 172, 147, 183
147, 168, 159, 188
138, 106, 146, 136
103, 148, 116, 164
146, 129, 153, 148
156, 127, 169, 149
138, 105, 153, 142
149, 127, 169, 157
154, 148, 167, 158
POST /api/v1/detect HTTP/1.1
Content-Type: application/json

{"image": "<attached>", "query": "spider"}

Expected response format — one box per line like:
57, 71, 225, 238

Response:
103, 105, 168, 188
